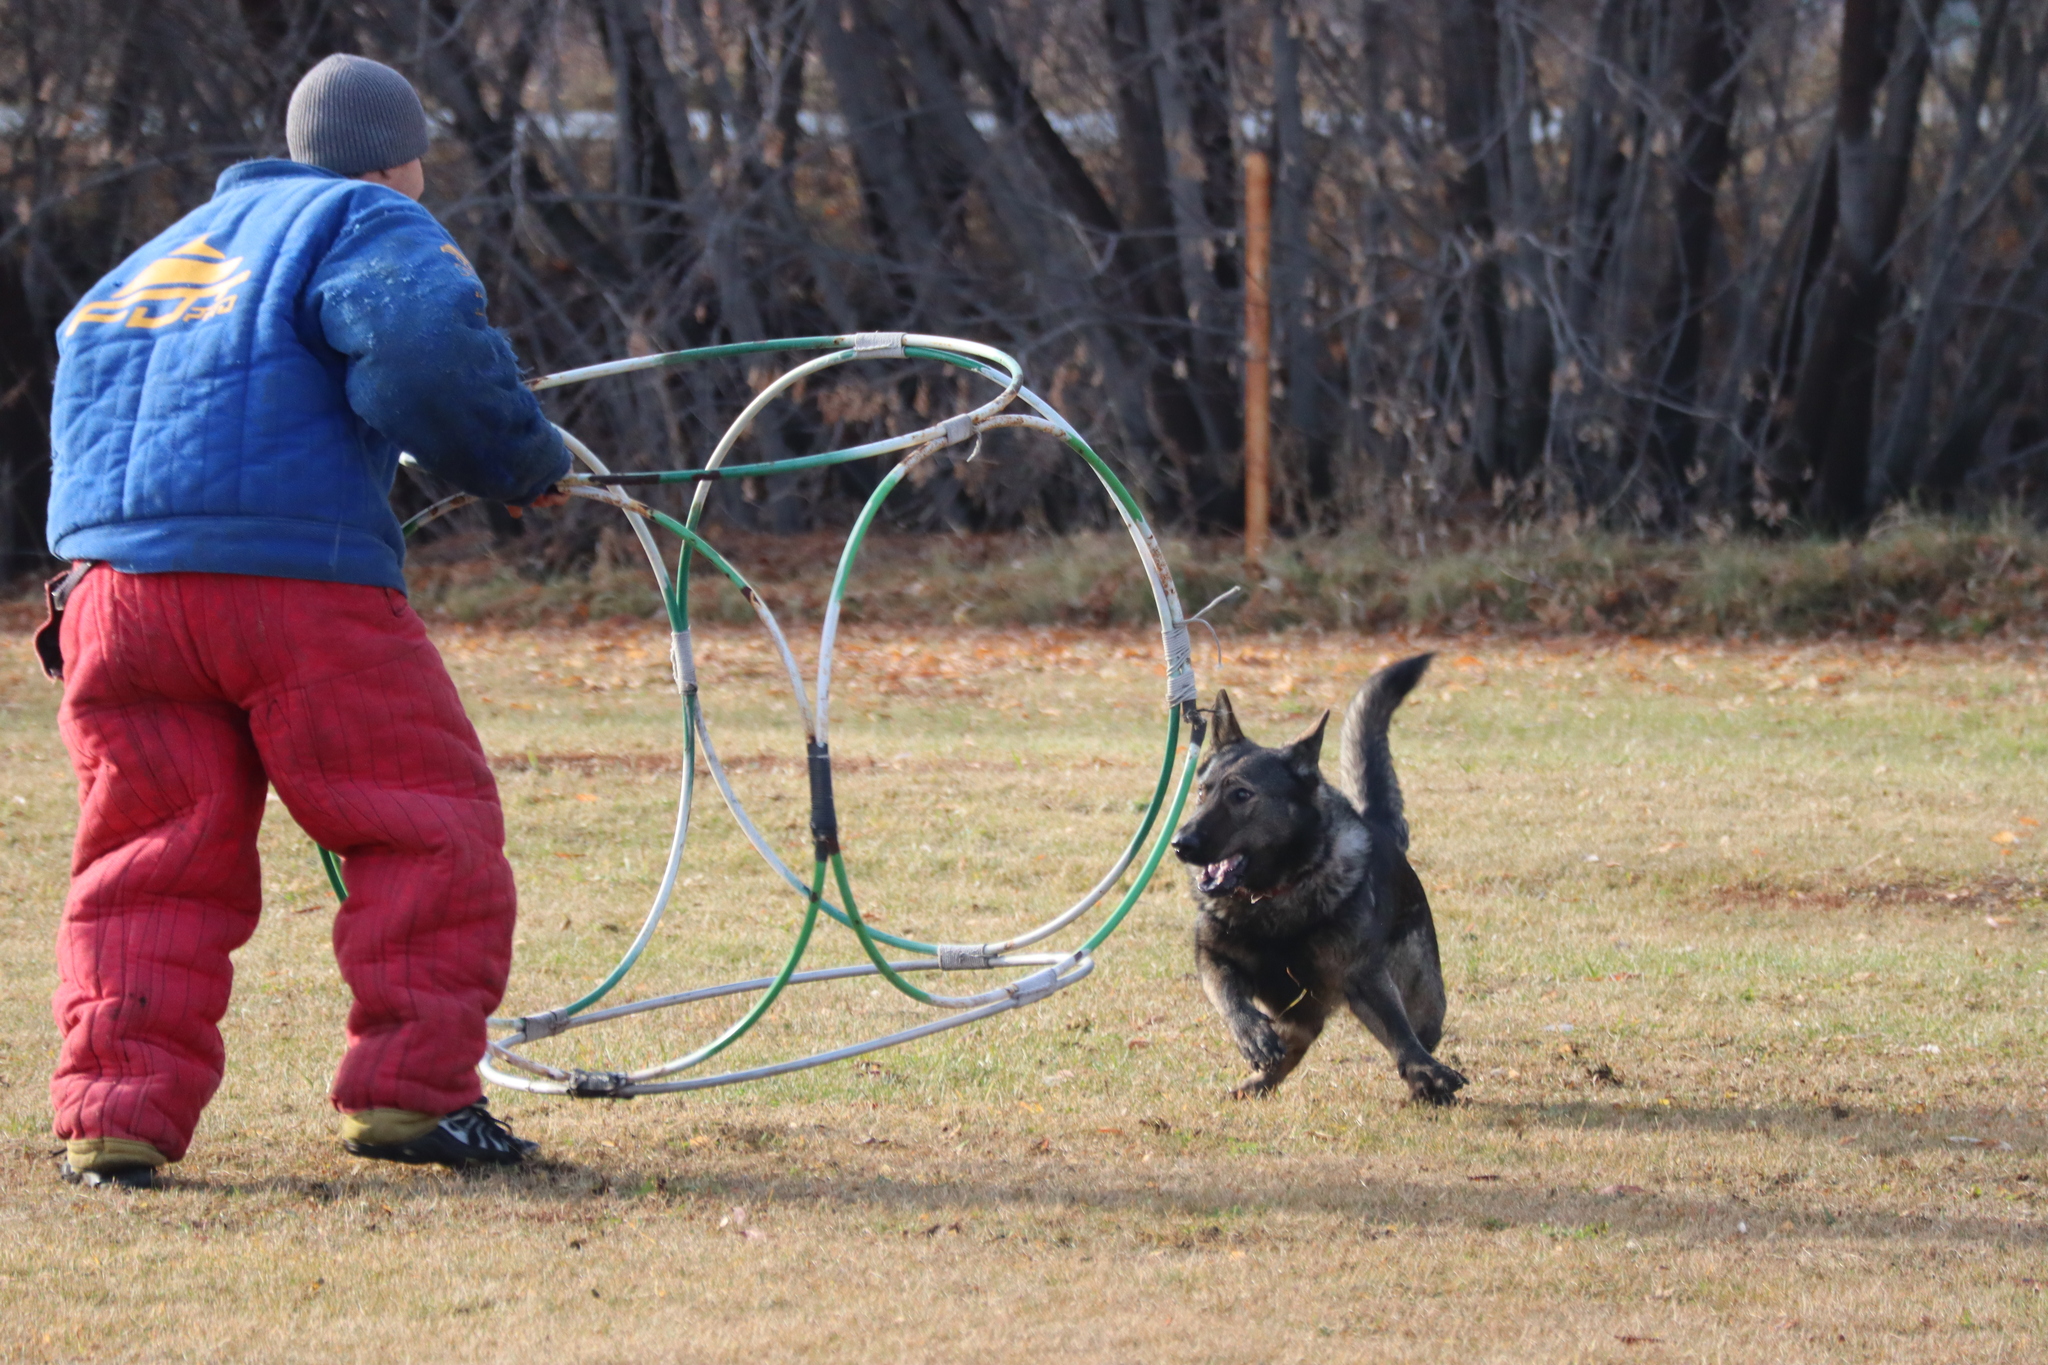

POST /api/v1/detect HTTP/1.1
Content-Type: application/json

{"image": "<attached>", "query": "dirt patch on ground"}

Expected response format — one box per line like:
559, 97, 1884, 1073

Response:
1709, 871, 2047, 920
488, 749, 908, 776
490, 750, 686, 775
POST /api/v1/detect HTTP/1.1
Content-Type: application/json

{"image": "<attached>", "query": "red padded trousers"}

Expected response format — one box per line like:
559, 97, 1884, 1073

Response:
52, 570, 515, 1161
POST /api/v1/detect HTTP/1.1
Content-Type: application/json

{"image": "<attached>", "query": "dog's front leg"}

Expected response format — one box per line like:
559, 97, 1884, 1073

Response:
1344, 966, 1467, 1105
1198, 948, 1316, 1097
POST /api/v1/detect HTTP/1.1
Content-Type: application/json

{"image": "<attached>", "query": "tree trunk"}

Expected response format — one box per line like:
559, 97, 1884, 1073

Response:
1269, 0, 1331, 512
1562, 0, 1636, 344
1777, 0, 1938, 531
1104, 0, 1238, 513
1437, 0, 1510, 488
1496, 5, 1553, 491
1646, 0, 1754, 521
1921, 63, 2048, 503
813, 0, 965, 309
927, 0, 1200, 518
1875, 0, 2011, 502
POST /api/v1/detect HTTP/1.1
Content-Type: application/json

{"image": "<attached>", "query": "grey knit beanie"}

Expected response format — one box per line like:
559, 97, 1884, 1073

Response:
286, 54, 430, 176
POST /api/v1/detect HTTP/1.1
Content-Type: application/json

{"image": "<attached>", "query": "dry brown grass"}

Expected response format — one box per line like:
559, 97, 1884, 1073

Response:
1, 621, 2043, 1363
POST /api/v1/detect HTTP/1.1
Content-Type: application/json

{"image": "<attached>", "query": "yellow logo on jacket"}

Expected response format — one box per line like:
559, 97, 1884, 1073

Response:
66, 235, 253, 336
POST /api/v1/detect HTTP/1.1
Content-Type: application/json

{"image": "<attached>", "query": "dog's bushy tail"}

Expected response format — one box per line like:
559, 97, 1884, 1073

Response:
1336, 653, 1432, 849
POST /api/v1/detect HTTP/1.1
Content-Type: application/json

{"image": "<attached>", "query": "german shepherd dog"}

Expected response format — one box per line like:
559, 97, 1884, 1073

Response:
1169, 654, 1467, 1104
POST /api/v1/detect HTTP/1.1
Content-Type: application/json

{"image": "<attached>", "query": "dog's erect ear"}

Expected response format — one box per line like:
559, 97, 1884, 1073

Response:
1278, 709, 1329, 783
1208, 690, 1246, 750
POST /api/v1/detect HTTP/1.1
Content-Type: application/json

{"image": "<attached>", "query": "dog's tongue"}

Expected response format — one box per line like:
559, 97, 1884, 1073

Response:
1198, 854, 1246, 894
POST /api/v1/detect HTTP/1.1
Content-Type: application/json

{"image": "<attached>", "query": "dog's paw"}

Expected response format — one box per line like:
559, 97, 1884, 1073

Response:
1237, 1032, 1289, 1075
1229, 1074, 1281, 1100
1401, 1060, 1468, 1106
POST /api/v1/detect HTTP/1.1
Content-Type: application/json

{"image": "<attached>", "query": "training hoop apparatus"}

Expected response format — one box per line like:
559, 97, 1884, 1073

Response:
369, 333, 1204, 1098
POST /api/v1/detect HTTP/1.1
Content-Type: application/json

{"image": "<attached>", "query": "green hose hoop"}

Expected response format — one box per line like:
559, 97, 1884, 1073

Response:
319, 846, 347, 901
378, 332, 1204, 1098
802, 399, 1185, 1006
658, 857, 828, 1075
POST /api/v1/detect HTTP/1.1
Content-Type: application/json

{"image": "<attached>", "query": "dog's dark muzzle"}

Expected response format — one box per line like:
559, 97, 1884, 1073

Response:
1171, 825, 1247, 894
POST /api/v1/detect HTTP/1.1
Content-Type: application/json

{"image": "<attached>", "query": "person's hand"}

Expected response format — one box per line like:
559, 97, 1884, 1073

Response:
505, 484, 571, 518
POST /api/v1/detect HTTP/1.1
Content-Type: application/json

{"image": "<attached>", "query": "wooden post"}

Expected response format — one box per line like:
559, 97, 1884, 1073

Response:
1242, 149, 1272, 569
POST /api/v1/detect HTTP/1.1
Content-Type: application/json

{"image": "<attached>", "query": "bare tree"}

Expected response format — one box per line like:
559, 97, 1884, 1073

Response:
6, 0, 2048, 576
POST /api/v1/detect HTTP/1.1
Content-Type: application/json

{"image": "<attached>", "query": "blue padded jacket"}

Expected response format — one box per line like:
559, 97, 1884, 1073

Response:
48, 160, 570, 591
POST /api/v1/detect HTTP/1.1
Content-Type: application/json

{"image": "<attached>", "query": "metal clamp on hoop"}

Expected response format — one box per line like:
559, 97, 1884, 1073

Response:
568, 1070, 635, 1099
516, 1008, 573, 1043
1005, 965, 1065, 1006
938, 414, 975, 449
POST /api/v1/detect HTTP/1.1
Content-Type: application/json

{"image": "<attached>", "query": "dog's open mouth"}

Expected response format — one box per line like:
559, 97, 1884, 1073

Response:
1197, 853, 1246, 894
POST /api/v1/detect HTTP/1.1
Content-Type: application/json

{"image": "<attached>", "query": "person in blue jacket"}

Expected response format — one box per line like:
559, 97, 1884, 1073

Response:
42, 54, 569, 1186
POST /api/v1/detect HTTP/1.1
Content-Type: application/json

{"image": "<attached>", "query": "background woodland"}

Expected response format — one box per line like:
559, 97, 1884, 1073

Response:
4, 0, 2048, 575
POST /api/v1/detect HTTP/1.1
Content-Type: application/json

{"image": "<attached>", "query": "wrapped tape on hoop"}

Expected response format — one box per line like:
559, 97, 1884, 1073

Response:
937, 943, 996, 971
671, 630, 696, 694
851, 332, 906, 359
1162, 621, 1197, 705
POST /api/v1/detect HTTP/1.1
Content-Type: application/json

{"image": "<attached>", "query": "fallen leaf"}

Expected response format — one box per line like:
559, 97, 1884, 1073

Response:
575, 792, 599, 802
2021, 816, 2041, 828
1992, 830, 2019, 845
1125, 1037, 1151, 1049
1987, 916, 2015, 928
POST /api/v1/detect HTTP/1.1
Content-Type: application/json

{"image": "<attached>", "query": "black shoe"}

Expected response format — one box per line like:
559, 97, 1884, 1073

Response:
343, 1100, 537, 1169
60, 1159, 157, 1189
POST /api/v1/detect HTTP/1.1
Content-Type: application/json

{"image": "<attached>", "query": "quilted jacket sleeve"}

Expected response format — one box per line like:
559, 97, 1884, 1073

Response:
309, 194, 570, 503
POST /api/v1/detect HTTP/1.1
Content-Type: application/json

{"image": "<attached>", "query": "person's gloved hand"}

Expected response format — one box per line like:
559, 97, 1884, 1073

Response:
504, 484, 570, 518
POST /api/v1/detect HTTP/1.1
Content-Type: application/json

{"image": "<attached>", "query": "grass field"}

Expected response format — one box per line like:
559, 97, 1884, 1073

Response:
1, 618, 2043, 1362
